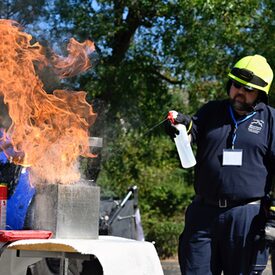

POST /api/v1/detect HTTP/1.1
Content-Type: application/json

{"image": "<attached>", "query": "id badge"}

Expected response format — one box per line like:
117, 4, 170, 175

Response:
222, 149, 243, 166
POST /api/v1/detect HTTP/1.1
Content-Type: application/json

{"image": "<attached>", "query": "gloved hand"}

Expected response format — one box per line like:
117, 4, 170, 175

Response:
164, 120, 179, 140
173, 112, 192, 127
164, 111, 192, 140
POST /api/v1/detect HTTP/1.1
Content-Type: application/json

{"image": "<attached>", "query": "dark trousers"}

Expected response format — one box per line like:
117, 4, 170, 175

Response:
178, 199, 268, 275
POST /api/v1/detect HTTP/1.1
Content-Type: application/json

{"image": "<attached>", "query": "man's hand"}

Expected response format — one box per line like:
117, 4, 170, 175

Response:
164, 120, 179, 140
174, 112, 192, 127
164, 111, 192, 140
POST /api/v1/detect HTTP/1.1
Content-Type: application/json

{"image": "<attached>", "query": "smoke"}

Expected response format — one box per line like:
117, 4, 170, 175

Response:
0, 19, 97, 184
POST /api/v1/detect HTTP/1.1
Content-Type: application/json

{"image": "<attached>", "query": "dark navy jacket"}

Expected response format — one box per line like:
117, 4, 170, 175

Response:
191, 99, 275, 200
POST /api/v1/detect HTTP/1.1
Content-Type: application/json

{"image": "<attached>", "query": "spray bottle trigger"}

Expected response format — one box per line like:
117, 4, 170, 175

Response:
167, 110, 178, 125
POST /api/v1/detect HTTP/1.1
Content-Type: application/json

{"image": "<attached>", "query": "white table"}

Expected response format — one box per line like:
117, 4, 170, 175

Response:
0, 236, 164, 275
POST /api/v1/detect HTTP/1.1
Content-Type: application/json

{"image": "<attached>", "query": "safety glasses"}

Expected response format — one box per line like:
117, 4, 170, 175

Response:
232, 81, 256, 92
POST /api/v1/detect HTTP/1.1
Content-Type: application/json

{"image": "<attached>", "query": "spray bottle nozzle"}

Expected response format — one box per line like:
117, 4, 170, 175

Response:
143, 110, 178, 136
167, 110, 178, 125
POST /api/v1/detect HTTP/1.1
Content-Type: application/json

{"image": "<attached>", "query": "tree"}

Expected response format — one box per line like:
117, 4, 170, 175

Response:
0, 0, 47, 26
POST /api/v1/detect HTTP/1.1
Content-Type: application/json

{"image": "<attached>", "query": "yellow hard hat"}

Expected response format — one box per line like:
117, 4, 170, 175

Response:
228, 55, 273, 97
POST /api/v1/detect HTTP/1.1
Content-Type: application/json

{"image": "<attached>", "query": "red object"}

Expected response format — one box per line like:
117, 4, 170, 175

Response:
0, 230, 53, 242
0, 184, 7, 199
0, 184, 7, 229
167, 111, 175, 124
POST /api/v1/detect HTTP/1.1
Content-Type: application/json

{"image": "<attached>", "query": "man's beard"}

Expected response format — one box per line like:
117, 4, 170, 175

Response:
229, 96, 255, 113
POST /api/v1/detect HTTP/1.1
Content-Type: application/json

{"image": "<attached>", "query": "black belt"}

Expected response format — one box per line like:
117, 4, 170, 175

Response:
195, 196, 261, 208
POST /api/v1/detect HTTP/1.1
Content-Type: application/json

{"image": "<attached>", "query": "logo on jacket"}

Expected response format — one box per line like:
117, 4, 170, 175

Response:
248, 119, 264, 134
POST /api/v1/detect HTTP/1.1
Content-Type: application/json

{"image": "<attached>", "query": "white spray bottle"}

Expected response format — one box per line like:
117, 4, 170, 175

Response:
168, 111, 196, 168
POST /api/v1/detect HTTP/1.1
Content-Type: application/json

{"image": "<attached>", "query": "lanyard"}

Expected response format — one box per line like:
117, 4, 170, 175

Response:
229, 105, 256, 149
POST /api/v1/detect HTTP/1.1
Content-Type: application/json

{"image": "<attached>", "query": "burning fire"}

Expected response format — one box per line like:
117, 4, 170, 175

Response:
0, 19, 97, 184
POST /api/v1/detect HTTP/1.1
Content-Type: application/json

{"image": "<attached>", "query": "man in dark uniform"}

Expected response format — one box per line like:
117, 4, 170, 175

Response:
165, 54, 275, 274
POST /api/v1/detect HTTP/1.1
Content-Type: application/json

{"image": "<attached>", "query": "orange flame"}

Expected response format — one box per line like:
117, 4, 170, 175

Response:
51, 38, 95, 78
0, 19, 97, 184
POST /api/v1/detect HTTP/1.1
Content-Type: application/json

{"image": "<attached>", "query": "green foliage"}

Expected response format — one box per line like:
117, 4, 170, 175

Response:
49, 0, 275, 118
0, 0, 47, 25
97, 131, 193, 199
143, 218, 184, 259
